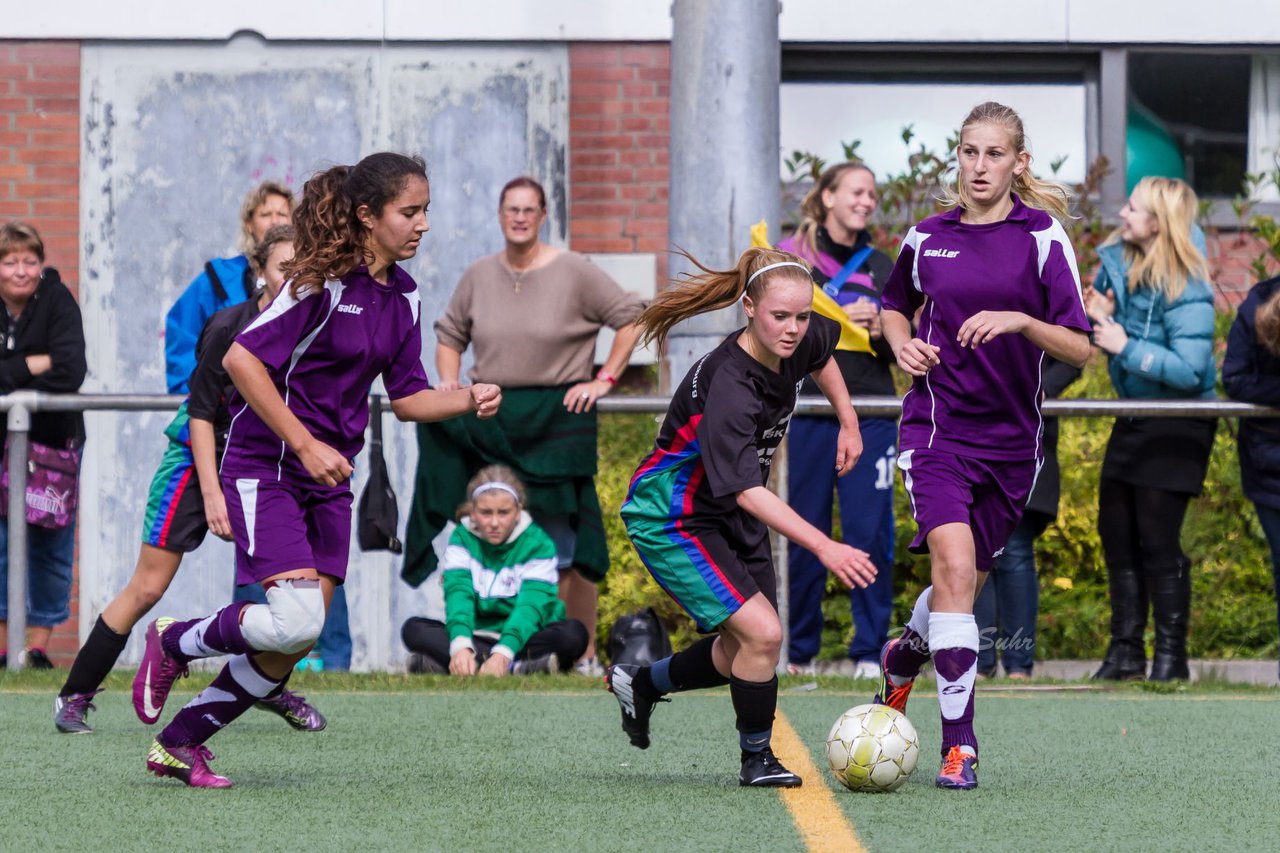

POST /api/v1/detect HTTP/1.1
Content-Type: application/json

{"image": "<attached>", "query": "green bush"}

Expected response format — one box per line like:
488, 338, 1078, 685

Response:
596, 377, 1280, 661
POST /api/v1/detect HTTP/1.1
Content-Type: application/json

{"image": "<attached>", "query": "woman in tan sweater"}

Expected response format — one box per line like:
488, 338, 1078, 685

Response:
420, 176, 643, 675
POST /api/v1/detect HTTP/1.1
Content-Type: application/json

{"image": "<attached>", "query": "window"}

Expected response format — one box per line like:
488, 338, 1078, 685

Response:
780, 82, 1089, 185
1127, 53, 1251, 197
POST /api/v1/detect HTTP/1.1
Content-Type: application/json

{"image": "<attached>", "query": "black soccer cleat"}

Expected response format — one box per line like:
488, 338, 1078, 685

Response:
605, 664, 667, 750
739, 747, 803, 788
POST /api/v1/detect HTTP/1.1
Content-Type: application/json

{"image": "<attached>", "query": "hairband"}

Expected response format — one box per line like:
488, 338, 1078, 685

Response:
745, 261, 809, 288
472, 482, 521, 503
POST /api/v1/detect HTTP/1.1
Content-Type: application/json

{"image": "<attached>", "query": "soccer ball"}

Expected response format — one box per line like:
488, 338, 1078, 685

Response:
825, 703, 920, 792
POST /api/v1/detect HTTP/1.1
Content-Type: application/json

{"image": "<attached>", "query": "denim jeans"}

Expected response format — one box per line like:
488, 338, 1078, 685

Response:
786, 416, 896, 664
234, 581, 352, 671
0, 515, 77, 627
974, 515, 1044, 675
1250, 502, 1280, 664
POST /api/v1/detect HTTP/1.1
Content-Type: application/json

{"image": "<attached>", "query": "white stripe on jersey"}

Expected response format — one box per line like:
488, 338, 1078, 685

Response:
901, 227, 931, 293
276, 280, 346, 478
921, 299, 939, 449
1031, 218, 1086, 312
235, 478, 259, 556
897, 450, 918, 520
399, 287, 420, 326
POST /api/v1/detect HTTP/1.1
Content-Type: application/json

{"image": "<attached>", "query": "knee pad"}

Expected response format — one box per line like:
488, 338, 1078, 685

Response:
240, 580, 325, 654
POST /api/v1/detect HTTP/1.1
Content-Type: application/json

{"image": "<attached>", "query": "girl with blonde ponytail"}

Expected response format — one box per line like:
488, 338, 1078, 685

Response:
874, 101, 1092, 791
608, 246, 877, 789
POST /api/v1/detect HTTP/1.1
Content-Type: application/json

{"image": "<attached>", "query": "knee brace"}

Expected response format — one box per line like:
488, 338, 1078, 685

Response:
240, 580, 325, 654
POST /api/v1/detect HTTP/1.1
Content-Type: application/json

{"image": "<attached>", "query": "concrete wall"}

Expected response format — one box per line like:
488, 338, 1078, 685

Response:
77, 39, 567, 671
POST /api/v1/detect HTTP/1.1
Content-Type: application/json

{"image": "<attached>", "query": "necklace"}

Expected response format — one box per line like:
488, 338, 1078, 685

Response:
506, 244, 542, 293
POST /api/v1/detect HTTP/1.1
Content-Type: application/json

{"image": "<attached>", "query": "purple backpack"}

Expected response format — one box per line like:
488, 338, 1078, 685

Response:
1, 438, 80, 529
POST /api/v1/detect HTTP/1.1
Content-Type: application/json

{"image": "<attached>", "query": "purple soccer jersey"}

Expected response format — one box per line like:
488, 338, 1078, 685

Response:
221, 264, 431, 481
881, 195, 1091, 462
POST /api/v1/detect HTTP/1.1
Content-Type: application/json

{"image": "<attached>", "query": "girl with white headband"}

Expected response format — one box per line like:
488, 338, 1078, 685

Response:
607, 246, 878, 789
401, 465, 589, 676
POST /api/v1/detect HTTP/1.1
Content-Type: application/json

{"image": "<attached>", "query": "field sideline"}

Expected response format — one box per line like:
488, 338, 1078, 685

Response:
2, 671, 1277, 852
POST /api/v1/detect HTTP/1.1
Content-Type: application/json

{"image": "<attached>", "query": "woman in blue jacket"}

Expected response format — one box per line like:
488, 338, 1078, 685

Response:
1085, 176, 1216, 682
163, 181, 292, 394
1222, 273, 1280, 679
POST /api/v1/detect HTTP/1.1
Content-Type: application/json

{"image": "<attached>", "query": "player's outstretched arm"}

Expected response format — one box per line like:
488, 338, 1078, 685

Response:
809, 357, 862, 475
736, 486, 877, 589
224, 342, 353, 487
390, 384, 502, 423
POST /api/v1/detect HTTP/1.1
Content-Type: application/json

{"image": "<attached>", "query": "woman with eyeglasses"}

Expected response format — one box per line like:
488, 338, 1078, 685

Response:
406, 176, 645, 675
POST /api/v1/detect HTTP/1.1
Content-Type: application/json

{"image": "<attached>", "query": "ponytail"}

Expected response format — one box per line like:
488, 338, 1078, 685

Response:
283, 165, 360, 298
283, 152, 429, 298
637, 247, 812, 349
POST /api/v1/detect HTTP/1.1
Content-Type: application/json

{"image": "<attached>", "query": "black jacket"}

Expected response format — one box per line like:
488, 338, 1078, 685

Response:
1223, 275, 1280, 510
0, 268, 87, 448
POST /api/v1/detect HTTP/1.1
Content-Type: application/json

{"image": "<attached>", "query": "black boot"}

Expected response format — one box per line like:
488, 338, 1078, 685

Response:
1093, 563, 1148, 681
1148, 558, 1191, 682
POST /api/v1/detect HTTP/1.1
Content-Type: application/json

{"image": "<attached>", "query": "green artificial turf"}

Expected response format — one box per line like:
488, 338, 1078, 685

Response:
2, 671, 1277, 851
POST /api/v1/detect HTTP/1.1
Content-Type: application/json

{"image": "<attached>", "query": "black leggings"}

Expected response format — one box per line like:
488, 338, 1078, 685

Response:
1097, 478, 1191, 572
401, 617, 588, 673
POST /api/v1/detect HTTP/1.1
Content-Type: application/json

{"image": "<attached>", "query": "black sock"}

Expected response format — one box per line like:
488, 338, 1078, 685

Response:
60, 615, 130, 697
668, 637, 730, 691
730, 675, 778, 753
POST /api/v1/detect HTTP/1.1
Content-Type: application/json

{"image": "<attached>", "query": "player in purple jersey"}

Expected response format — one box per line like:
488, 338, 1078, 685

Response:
873, 102, 1091, 790
606, 247, 877, 788
53, 227, 326, 735
132, 152, 502, 788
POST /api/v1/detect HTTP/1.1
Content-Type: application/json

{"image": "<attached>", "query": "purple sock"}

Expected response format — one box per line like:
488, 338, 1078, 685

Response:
158, 655, 280, 747
933, 647, 979, 756
163, 603, 256, 662
884, 627, 931, 683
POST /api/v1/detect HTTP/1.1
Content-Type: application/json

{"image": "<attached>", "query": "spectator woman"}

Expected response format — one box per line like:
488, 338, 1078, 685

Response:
401, 465, 589, 676
777, 161, 897, 679
0, 222, 87, 669
407, 175, 644, 675
164, 180, 292, 393
1085, 176, 1216, 683
1221, 273, 1280, 678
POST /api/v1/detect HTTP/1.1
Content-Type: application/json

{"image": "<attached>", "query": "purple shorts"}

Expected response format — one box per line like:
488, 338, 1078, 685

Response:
221, 472, 353, 586
898, 449, 1038, 571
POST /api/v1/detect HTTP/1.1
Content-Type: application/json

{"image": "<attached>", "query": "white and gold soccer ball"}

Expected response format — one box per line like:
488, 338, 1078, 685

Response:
825, 703, 920, 792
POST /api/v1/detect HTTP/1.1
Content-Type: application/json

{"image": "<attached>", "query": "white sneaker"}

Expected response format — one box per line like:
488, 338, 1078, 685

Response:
574, 656, 605, 677
786, 661, 817, 676
852, 660, 882, 680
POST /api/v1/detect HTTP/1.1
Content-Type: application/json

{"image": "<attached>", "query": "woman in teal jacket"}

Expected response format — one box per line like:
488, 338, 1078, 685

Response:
401, 466, 588, 675
1085, 176, 1216, 682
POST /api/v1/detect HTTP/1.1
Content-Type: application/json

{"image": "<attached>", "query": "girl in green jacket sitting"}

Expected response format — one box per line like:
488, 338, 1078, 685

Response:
401, 465, 589, 675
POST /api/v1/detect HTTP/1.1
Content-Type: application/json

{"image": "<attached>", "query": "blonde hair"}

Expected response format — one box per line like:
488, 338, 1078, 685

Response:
457, 464, 527, 521
637, 247, 812, 349
940, 101, 1073, 221
1104, 176, 1208, 303
238, 180, 294, 254
793, 161, 876, 256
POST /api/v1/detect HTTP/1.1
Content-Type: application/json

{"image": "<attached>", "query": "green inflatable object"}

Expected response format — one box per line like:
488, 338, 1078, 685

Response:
1127, 103, 1185, 192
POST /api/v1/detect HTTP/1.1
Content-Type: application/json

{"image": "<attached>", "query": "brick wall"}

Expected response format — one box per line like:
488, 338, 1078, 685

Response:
1208, 232, 1276, 309
1, 40, 81, 664
567, 43, 670, 287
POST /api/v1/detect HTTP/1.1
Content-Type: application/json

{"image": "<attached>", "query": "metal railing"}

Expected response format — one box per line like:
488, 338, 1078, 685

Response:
5, 391, 1278, 670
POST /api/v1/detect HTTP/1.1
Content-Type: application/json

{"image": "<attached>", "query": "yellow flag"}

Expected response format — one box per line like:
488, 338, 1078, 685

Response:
750, 219, 873, 355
